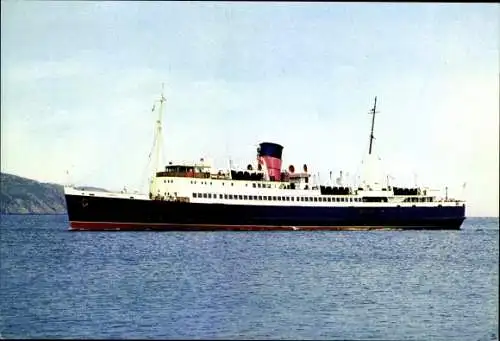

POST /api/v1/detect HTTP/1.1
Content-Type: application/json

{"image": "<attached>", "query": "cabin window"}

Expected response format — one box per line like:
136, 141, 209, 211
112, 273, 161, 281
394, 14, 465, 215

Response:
203, 193, 208, 198
229, 194, 233, 199
222, 183, 225, 186
208, 194, 212, 198
286, 197, 290, 201
327, 197, 331, 202
253, 183, 256, 188
277, 196, 282, 201
291, 197, 295, 201
313, 197, 317, 202
258, 196, 263, 200
219, 194, 223, 199
231, 183, 234, 186
224, 194, 228, 199
305, 197, 309, 202
272, 196, 277, 201
244, 195, 248, 200
193, 193, 197, 198
210, 182, 212, 185
253, 195, 257, 200
350, 198, 353, 202
164, 180, 166, 183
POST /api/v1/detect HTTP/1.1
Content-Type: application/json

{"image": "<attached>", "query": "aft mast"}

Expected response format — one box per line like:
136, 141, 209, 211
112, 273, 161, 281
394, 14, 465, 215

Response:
152, 84, 167, 176
368, 96, 378, 155
149, 84, 167, 198
361, 96, 381, 190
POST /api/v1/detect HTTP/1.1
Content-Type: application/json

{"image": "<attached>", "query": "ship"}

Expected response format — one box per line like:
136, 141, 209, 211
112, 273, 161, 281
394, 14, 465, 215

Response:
64, 87, 466, 231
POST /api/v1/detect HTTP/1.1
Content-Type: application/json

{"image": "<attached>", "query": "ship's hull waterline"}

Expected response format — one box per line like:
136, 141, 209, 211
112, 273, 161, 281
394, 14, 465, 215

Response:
65, 194, 466, 231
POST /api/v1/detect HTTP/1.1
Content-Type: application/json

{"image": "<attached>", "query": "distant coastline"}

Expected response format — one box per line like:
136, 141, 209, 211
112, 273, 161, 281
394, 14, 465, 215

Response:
0, 173, 107, 215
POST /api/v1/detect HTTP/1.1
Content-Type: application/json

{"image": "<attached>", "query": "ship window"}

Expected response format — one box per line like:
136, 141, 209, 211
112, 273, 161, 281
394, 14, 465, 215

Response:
257, 184, 261, 188
231, 183, 234, 186
210, 182, 212, 185
253, 183, 256, 188
327, 197, 331, 202
219, 194, 223, 199
222, 182, 225, 186
164, 180, 166, 183
286, 197, 290, 201
229, 194, 233, 199
193, 193, 197, 198
253, 195, 257, 200
208, 194, 212, 198
273, 196, 277, 201
239, 195, 243, 200
277, 197, 281, 201
203, 193, 208, 198
291, 197, 294, 201
313, 197, 318, 202
258, 196, 263, 200
244, 195, 248, 200
305, 197, 309, 202
224, 194, 228, 199
350, 198, 353, 202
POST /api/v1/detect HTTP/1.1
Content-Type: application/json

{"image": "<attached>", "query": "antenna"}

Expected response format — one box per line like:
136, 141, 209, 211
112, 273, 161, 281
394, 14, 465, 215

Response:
368, 96, 379, 155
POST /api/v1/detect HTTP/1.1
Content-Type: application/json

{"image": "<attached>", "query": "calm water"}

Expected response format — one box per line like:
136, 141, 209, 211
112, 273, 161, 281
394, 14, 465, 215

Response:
0, 215, 498, 340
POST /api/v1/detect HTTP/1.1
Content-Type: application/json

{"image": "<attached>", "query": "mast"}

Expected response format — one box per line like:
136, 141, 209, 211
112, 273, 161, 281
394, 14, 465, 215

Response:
368, 96, 378, 155
152, 83, 167, 176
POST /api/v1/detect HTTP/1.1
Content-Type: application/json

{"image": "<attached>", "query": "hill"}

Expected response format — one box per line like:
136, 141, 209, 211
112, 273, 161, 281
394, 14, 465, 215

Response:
0, 173, 107, 214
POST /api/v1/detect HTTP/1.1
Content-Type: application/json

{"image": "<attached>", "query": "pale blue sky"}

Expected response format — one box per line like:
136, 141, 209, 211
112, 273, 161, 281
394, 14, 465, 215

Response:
1, 2, 498, 216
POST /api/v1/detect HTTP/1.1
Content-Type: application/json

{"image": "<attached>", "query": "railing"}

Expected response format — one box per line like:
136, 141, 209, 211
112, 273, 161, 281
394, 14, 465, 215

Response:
156, 171, 210, 179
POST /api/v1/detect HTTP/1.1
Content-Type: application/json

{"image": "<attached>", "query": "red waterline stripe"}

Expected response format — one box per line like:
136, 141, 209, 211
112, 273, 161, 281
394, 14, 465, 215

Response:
69, 221, 391, 231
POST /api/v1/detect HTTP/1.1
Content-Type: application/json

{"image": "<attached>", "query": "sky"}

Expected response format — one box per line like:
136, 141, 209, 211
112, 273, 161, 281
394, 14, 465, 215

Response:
1, 2, 498, 216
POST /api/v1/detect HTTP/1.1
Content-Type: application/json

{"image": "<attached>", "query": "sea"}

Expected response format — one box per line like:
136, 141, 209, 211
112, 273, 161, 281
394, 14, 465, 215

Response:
0, 215, 498, 340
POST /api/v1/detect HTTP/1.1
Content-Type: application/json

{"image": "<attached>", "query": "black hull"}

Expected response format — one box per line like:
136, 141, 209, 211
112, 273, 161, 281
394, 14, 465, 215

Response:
64, 194, 466, 231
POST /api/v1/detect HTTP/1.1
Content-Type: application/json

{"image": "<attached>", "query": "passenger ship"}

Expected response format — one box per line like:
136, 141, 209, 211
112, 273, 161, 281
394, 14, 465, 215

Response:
64, 88, 466, 231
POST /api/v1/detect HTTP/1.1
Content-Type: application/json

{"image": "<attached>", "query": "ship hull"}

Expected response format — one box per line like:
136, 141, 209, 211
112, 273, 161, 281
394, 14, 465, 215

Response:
65, 194, 466, 231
